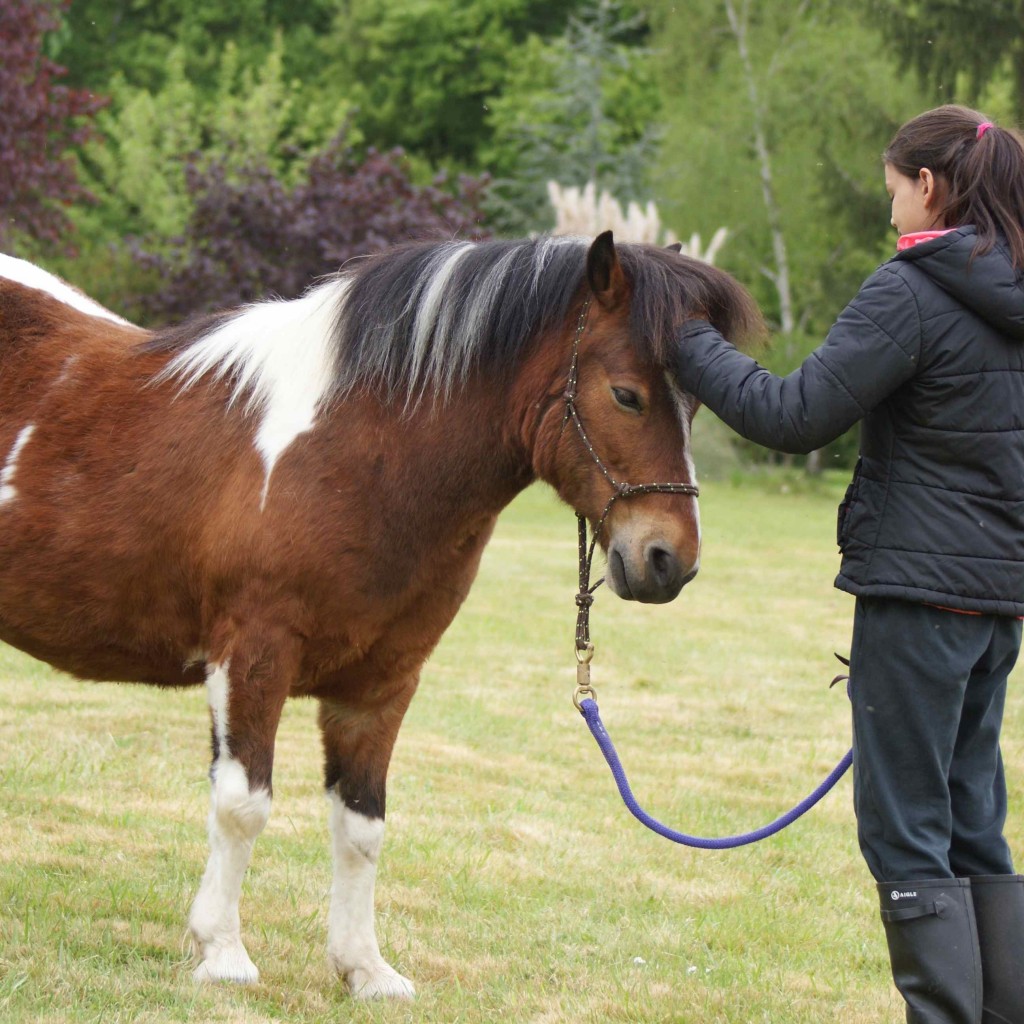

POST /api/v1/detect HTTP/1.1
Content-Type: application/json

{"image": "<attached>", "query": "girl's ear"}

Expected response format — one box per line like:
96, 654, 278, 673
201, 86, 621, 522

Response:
919, 167, 938, 208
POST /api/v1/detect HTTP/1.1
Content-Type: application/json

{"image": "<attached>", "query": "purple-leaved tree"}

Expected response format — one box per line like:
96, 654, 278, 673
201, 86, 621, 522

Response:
132, 137, 491, 325
0, 0, 105, 252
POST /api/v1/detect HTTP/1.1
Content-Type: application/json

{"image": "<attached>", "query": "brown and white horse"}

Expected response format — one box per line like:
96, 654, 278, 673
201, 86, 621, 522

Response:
0, 234, 760, 998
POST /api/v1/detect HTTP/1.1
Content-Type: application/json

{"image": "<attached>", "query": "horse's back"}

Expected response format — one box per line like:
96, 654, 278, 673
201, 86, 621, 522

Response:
0, 254, 132, 329
0, 267, 153, 465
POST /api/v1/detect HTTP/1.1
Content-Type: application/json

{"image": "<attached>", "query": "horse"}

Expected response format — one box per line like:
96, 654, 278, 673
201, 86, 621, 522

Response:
0, 232, 762, 999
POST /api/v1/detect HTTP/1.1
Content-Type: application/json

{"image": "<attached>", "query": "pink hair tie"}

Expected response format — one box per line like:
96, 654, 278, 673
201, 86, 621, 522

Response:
977, 121, 994, 139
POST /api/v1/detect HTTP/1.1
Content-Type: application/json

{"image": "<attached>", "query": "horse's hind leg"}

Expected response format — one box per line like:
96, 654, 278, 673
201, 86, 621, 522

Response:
319, 682, 417, 1000
189, 627, 300, 984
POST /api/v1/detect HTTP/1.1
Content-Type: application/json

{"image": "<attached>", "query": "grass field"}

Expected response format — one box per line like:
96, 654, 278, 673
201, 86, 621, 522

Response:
2, 474, 1021, 1023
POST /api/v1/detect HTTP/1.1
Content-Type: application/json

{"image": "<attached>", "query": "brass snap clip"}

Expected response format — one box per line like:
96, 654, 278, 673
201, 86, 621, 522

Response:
573, 642, 596, 711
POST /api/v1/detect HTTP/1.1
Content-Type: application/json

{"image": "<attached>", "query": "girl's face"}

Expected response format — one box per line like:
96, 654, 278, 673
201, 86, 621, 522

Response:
884, 163, 943, 235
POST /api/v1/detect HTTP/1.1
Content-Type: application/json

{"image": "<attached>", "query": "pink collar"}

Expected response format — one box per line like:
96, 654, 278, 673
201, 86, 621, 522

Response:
897, 229, 957, 252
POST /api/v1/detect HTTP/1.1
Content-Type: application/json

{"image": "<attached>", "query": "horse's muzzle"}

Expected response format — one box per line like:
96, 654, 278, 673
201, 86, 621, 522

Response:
606, 540, 697, 604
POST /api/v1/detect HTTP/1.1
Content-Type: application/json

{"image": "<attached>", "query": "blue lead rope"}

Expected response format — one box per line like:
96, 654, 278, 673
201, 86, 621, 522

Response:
578, 697, 853, 850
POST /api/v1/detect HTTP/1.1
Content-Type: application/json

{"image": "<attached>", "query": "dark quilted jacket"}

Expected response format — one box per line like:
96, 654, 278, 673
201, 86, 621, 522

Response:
674, 227, 1024, 615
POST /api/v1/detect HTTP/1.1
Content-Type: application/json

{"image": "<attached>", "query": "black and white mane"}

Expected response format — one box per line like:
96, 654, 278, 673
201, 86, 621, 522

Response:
152, 235, 762, 416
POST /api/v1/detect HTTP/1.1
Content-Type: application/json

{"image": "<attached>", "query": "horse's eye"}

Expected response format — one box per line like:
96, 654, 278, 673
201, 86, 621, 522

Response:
611, 386, 644, 413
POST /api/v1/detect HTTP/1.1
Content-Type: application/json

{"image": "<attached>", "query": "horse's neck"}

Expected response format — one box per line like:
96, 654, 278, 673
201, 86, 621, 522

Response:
501, 329, 573, 487
320, 389, 534, 523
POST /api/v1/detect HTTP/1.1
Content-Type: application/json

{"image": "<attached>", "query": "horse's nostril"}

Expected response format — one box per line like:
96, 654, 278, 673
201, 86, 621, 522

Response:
647, 543, 680, 588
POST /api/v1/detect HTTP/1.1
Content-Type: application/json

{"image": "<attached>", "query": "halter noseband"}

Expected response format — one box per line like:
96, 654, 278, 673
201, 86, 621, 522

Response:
561, 298, 699, 702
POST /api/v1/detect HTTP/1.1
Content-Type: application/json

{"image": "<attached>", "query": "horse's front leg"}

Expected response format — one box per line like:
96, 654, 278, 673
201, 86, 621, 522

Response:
189, 625, 301, 984
319, 681, 417, 1000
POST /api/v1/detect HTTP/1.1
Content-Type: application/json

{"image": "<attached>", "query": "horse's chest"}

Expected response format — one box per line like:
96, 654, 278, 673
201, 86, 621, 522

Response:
300, 521, 495, 693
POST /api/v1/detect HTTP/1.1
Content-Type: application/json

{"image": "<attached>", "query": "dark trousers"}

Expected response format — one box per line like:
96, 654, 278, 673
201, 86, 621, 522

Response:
849, 596, 1020, 881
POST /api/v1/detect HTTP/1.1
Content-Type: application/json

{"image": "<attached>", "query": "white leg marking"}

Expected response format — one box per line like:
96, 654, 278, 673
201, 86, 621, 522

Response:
190, 662, 270, 984
326, 793, 414, 1000
0, 424, 36, 505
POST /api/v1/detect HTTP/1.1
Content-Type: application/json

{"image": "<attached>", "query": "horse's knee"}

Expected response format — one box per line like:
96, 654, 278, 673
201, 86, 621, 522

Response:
211, 758, 271, 841
329, 792, 384, 864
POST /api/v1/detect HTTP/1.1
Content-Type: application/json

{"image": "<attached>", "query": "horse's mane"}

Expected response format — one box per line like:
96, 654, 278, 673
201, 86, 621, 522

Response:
149, 236, 764, 410
330, 237, 763, 401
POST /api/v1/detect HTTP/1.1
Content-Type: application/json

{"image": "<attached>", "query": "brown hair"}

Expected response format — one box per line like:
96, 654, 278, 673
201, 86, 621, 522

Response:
884, 104, 1024, 267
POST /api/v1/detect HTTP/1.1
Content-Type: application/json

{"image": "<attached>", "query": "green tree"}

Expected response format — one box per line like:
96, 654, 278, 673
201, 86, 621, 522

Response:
651, 0, 924, 340
73, 34, 353, 245
649, 0, 928, 469
315, 0, 580, 169
864, 0, 1024, 122
53, 33, 352, 312
483, 0, 661, 234
58, 0, 337, 94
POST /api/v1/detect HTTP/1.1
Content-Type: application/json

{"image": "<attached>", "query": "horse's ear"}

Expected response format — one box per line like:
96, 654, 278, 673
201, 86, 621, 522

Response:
665, 242, 683, 253
586, 230, 628, 310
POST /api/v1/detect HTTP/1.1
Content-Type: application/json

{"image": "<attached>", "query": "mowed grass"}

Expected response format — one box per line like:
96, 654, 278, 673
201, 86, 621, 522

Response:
2, 475, 1022, 1023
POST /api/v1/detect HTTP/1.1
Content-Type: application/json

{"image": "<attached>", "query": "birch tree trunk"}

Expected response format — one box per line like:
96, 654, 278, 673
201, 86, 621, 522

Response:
722, 0, 795, 339
723, 0, 825, 471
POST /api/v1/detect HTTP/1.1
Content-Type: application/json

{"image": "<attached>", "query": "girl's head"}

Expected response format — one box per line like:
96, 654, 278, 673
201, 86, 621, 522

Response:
883, 104, 1024, 266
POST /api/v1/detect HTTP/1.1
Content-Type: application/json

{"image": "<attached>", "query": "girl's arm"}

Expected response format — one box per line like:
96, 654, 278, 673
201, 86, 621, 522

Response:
674, 268, 922, 454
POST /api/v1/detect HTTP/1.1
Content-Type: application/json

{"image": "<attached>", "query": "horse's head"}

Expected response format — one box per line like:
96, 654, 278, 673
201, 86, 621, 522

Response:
522, 231, 763, 605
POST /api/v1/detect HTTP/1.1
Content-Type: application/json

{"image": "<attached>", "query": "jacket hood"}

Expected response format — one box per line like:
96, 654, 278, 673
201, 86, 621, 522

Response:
892, 226, 1024, 342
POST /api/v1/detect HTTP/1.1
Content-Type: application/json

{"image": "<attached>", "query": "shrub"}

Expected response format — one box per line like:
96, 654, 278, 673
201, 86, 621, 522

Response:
131, 137, 491, 325
0, 0, 105, 252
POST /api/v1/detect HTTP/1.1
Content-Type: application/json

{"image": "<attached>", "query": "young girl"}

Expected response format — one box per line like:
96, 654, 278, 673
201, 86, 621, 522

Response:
673, 105, 1024, 1023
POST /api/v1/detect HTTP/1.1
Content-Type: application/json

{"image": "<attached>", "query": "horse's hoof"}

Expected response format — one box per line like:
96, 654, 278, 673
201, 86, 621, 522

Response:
347, 963, 415, 1000
192, 945, 260, 985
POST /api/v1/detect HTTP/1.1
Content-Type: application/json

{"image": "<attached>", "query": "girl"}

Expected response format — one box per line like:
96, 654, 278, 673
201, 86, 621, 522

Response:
673, 105, 1024, 1023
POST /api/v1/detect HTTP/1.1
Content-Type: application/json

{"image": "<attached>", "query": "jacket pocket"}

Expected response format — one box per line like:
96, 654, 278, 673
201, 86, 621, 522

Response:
837, 458, 862, 552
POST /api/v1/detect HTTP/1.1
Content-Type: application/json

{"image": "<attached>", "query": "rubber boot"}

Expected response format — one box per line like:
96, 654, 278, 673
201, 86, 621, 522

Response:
878, 878, 982, 1023
969, 875, 1024, 1024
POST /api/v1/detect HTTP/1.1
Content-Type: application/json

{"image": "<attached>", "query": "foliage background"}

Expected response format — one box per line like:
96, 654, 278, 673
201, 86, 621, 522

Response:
2, 0, 1018, 469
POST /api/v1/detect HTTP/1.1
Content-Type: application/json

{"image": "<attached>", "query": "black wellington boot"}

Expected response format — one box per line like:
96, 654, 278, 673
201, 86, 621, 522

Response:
877, 878, 982, 1023
969, 875, 1024, 1024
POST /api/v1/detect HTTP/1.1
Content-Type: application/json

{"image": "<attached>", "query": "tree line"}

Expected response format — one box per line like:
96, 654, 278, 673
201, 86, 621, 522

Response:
1, 0, 1015, 466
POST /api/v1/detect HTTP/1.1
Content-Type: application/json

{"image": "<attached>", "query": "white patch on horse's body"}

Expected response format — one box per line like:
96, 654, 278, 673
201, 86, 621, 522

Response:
326, 794, 414, 1000
190, 661, 271, 984
0, 424, 36, 505
161, 280, 345, 502
204, 660, 230, 751
0, 254, 129, 325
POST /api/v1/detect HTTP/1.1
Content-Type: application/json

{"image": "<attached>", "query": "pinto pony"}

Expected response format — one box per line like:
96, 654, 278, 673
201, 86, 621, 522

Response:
0, 234, 761, 998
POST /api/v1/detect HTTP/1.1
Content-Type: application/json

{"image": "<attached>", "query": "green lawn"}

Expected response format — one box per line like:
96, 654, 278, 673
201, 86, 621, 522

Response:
2, 477, 1020, 1022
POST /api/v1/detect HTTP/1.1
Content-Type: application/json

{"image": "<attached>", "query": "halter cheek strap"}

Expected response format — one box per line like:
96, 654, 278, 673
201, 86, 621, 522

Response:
561, 298, 699, 680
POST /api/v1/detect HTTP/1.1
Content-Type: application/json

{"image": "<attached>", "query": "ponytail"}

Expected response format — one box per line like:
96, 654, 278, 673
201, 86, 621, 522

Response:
884, 105, 1024, 268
